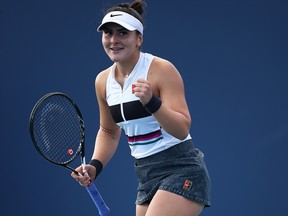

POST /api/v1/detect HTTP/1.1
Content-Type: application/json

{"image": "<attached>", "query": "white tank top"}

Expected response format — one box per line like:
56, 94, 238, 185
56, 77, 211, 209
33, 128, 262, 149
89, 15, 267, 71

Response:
106, 52, 191, 159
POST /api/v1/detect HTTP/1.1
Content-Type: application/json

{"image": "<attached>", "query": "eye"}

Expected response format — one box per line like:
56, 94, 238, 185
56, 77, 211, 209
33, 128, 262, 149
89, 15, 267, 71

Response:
119, 30, 129, 36
103, 30, 112, 36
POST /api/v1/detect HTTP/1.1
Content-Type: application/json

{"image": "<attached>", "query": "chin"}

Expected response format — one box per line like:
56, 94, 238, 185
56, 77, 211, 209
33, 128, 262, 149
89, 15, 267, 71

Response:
109, 57, 120, 62
108, 54, 123, 62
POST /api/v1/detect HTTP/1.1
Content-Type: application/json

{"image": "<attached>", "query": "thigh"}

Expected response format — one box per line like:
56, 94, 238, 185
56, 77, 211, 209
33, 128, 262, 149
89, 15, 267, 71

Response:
136, 203, 149, 216
146, 190, 204, 216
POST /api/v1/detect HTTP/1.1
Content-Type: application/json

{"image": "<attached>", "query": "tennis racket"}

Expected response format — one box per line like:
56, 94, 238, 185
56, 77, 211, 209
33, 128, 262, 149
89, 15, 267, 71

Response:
29, 92, 110, 216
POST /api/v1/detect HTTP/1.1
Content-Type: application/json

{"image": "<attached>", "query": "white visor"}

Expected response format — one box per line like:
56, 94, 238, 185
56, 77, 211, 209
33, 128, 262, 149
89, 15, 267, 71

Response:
97, 11, 143, 35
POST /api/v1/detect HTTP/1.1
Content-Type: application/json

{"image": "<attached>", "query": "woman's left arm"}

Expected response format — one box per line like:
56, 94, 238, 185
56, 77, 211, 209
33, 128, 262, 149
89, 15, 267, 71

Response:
134, 58, 191, 140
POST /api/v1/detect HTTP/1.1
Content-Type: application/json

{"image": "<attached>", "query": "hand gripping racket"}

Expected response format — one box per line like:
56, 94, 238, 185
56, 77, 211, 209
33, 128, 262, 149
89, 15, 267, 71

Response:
29, 92, 110, 216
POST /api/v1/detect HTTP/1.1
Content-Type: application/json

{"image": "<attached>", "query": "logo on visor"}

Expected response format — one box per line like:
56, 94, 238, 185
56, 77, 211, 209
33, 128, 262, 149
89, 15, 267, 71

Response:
110, 13, 123, 17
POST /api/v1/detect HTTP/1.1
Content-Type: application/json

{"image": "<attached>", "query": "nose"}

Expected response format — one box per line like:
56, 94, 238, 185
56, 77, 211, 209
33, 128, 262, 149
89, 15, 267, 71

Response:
110, 34, 119, 44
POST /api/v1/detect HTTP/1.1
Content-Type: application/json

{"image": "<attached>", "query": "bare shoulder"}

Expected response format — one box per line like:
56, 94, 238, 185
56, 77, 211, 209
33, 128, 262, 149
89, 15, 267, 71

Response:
95, 67, 111, 91
95, 67, 111, 86
150, 56, 176, 71
95, 67, 112, 100
148, 56, 184, 91
150, 56, 182, 79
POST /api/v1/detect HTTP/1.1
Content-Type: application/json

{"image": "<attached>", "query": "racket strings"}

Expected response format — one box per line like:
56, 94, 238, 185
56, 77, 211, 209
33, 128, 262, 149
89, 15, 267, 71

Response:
32, 96, 83, 164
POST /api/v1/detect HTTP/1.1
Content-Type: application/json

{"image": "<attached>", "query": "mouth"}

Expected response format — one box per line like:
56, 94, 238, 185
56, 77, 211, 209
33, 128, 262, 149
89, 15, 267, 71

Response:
110, 47, 124, 52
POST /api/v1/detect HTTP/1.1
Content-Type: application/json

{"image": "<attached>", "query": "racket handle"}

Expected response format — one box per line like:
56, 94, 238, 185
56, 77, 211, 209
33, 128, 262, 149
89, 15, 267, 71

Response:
85, 182, 110, 216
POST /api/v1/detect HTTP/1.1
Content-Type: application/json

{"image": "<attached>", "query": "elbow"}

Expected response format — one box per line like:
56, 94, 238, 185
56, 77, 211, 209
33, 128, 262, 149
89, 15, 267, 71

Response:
178, 120, 191, 140
174, 126, 190, 140
165, 126, 189, 140
178, 131, 190, 140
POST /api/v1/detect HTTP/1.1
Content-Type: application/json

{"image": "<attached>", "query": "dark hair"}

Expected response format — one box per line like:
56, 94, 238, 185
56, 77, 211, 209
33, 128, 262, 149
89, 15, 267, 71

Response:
106, 0, 146, 25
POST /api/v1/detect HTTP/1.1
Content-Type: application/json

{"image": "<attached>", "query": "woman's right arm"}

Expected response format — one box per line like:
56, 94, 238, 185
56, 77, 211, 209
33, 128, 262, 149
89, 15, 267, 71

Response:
71, 70, 121, 183
91, 70, 121, 170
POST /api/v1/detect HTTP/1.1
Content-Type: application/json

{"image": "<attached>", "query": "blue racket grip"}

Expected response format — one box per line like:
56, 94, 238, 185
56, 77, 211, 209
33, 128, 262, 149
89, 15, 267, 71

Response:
85, 182, 110, 216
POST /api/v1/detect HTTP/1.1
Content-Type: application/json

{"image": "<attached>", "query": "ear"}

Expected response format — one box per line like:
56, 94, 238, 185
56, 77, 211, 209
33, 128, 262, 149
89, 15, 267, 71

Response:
136, 34, 143, 47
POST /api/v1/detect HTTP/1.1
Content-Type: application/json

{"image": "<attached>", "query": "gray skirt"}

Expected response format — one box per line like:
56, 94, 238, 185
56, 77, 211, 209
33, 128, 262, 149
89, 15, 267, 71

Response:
134, 139, 211, 207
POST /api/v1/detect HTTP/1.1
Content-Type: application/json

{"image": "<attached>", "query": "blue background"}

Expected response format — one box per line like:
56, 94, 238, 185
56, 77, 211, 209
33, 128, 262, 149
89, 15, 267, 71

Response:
1, 0, 287, 215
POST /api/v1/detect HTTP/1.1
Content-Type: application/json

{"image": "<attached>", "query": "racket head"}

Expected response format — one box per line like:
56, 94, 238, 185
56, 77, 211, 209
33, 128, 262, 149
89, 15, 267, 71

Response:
29, 92, 85, 168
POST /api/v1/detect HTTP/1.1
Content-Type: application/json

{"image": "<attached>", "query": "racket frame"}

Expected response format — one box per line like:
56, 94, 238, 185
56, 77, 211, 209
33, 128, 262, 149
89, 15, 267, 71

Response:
29, 92, 85, 173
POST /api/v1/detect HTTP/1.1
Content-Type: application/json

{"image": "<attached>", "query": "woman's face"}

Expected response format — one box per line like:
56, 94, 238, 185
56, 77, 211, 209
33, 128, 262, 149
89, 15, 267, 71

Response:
101, 23, 143, 63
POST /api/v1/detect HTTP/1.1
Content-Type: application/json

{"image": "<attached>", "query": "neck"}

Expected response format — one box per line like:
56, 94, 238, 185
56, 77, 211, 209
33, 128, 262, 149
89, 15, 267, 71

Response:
116, 52, 140, 78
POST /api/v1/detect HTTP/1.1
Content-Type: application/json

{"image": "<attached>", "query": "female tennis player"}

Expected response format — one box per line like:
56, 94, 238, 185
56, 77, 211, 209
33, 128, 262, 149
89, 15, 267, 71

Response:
71, 0, 211, 215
